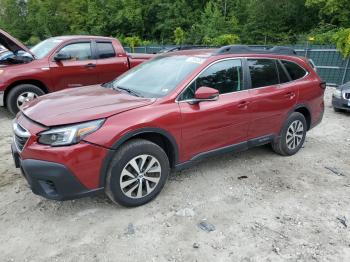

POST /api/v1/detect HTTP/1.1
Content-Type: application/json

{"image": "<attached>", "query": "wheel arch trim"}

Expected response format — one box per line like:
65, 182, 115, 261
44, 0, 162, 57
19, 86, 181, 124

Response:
99, 127, 180, 187
292, 103, 312, 130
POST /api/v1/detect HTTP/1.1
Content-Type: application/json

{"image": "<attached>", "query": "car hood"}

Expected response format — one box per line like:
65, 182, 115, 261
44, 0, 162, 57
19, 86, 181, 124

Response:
21, 85, 156, 126
0, 29, 34, 56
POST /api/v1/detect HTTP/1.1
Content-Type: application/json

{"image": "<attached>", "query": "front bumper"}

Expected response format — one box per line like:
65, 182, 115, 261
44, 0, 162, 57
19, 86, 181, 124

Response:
11, 142, 104, 200
332, 95, 350, 111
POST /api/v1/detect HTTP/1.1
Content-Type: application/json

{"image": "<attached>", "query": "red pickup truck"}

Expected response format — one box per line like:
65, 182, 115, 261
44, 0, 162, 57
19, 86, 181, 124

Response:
0, 29, 153, 114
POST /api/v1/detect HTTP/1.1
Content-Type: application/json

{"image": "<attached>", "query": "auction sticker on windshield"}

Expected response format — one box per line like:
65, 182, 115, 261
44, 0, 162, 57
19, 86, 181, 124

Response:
186, 57, 205, 64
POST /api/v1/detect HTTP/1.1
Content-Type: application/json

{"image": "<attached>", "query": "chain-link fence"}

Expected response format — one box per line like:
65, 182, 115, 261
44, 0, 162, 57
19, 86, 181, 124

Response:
124, 44, 350, 86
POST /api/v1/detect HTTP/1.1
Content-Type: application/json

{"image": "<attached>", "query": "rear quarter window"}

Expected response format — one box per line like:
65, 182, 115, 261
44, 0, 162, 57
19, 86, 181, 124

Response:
281, 60, 307, 80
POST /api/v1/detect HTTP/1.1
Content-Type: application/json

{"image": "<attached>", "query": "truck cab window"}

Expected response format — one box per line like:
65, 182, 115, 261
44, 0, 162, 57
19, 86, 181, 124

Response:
59, 42, 92, 61
97, 42, 116, 59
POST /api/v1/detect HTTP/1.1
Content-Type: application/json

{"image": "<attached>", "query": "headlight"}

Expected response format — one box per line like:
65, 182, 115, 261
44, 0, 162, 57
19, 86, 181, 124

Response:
38, 119, 104, 146
0, 70, 4, 75
333, 89, 342, 99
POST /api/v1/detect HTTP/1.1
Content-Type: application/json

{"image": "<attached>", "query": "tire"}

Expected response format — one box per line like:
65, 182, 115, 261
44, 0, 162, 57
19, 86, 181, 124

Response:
105, 139, 170, 207
272, 112, 307, 156
6, 84, 45, 115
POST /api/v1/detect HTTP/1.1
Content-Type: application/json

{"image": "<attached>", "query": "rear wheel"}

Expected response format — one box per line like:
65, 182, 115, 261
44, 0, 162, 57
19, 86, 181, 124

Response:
6, 84, 45, 115
272, 112, 307, 156
106, 139, 170, 207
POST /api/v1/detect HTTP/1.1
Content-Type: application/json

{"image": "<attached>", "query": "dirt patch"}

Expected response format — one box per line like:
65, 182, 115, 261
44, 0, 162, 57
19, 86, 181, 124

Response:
0, 87, 349, 261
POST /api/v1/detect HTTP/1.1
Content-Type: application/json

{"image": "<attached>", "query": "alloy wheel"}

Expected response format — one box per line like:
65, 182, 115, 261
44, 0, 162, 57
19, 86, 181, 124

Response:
17, 92, 38, 108
120, 154, 162, 199
286, 120, 304, 150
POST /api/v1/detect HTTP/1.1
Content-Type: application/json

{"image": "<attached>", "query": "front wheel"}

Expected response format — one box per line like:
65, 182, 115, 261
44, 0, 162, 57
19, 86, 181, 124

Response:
6, 84, 45, 115
106, 139, 170, 207
272, 112, 307, 156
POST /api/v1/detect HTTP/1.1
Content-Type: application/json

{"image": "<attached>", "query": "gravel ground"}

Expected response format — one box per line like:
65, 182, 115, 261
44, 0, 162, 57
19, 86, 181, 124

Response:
0, 87, 349, 262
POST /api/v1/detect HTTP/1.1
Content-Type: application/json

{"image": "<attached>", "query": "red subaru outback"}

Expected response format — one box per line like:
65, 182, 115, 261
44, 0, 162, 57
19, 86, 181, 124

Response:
11, 45, 325, 207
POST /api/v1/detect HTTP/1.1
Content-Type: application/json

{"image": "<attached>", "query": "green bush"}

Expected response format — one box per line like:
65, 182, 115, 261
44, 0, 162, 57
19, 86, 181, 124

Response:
202, 34, 240, 46
123, 36, 142, 52
174, 27, 185, 45
25, 35, 41, 46
333, 28, 350, 58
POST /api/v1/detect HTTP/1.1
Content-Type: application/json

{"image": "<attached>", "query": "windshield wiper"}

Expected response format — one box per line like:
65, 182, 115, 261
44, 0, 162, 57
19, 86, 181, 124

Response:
115, 86, 143, 97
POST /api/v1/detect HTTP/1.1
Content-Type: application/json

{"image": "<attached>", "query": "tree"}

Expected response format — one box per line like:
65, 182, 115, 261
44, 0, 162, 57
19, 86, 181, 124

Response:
332, 28, 350, 58
0, 0, 30, 41
0, 0, 347, 47
306, 0, 350, 57
189, 1, 239, 44
243, 0, 318, 44
124, 36, 142, 52
306, 0, 350, 27
210, 34, 240, 46
174, 27, 185, 45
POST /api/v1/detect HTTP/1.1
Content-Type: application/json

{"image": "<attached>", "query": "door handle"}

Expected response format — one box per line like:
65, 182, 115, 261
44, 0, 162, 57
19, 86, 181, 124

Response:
85, 63, 96, 68
237, 101, 250, 109
284, 92, 296, 99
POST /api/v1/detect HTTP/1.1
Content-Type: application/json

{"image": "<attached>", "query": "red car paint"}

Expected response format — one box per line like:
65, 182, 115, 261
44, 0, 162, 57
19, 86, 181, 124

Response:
0, 29, 153, 107
13, 49, 325, 198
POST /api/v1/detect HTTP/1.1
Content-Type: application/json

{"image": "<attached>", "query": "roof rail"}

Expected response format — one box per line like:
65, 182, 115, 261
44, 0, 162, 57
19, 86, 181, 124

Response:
214, 45, 297, 56
158, 45, 216, 54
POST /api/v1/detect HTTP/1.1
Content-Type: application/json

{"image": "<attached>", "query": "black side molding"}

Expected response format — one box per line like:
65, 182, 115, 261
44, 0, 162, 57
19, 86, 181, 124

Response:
175, 135, 275, 171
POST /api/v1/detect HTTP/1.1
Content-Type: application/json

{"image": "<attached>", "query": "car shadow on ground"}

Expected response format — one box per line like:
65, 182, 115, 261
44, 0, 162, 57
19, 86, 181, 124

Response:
333, 109, 350, 117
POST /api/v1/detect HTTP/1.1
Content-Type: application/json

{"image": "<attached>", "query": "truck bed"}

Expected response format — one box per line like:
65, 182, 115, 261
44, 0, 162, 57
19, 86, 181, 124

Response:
127, 53, 155, 68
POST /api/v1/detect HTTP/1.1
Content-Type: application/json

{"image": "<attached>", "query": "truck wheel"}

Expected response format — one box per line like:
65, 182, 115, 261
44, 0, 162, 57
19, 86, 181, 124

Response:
106, 139, 170, 207
272, 112, 307, 156
6, 84, 45, 115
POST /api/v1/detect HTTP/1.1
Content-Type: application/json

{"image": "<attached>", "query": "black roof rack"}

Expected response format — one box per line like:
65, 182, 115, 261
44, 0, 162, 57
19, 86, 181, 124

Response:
214, 45, 297, 56
157, 45, 216, 54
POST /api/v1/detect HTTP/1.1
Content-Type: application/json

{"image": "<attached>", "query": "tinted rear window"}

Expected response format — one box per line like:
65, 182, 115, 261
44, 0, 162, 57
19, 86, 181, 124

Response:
248, 59, 279, 88
97, 42, 116, 59
281, 60, 307, 80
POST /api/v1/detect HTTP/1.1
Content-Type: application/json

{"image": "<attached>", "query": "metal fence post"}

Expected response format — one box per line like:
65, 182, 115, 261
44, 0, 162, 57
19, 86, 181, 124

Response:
341, 57, 350, 85
304, 42, 309, 58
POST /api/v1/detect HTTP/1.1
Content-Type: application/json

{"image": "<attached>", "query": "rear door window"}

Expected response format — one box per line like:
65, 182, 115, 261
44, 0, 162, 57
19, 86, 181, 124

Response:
248, 59, 279, 88
281, 60, 307, 80
96, 42, 116, 59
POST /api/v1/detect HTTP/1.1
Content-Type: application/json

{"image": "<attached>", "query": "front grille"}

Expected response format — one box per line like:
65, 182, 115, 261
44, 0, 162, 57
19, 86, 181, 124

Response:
13, 123, 30, 151
14, 134, 29, 151
344, 92, 350, 100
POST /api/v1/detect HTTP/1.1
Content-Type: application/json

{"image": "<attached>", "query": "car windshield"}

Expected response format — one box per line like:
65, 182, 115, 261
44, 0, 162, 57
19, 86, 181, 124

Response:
111, 55, 205, 98
30, 38, 63, 59
0, 51, 11, 59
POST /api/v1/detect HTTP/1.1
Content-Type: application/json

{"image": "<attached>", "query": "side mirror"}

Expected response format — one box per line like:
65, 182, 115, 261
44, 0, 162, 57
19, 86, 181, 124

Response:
54, 51, 71, 61
194, 86, 219, 101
